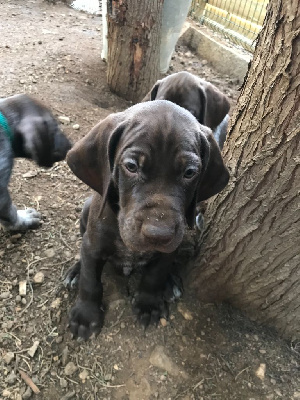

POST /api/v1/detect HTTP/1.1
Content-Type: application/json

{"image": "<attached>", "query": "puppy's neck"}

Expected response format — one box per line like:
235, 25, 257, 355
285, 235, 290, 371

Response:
0, 111, 27, 158
0, 111, 13, 143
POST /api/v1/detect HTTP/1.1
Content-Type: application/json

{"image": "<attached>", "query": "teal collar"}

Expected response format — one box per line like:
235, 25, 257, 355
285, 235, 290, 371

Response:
0, 111, 13, 143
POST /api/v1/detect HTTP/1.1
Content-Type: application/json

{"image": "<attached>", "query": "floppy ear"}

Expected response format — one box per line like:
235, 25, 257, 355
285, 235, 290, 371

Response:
185, 127, 229, 228
185, 133, 210, 229
142, 81, 161, 102
150, 81, 161, 100
67, 115, 125, 213
197, 127, 230, 202
199, 81, 230, 130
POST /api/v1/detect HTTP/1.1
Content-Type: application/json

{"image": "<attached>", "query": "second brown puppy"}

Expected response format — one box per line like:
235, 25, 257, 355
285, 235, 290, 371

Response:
143, 71, 230, 150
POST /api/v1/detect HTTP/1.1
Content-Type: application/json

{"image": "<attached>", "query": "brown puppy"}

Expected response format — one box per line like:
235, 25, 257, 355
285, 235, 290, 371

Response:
0, 94, 72, 231
143, 71, 230, 149
65, 100, 229, 340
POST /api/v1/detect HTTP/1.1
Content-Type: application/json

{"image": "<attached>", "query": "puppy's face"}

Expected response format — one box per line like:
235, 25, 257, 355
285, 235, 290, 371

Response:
154, 76, 204, 122
150, 72, 230, 130
113, 110, 204, 253
67, 101, 229, 254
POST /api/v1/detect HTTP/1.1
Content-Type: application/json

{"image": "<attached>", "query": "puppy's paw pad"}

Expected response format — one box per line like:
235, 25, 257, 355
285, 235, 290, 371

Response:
69, 300, 104, 341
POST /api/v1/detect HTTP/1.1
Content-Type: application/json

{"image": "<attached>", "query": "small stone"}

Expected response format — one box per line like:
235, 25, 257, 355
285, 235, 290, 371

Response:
2, 389, 11, 398
150, 345, 188, 378
22, 171, 37, 178
44, 248, 55, 258
21, 297, 27, 305
16, 295, 22, 303
28, 340, 40, 357
61, 391, 76, 400
79, 369, 88, 381
72, 124, 80, 130
19, 280, 27, 296
60, 378, 68, 388
104, 373, 112, 381
259, 349, 266, 354
293, 392, 300, 399
3, 352, 14, 364
33, 271, 45, 284
160, 374, 167, 381
120, 322, 126, 329
255, 363, 266, 380
6, 371, 17, 384
56, 336, 63, 344
177, 303, 193, 320
51, 298, 61, 309
58, 116, 70, 124
160, 318, 168, 327
10, 233, 22, 243
0, 291, 11, 299
61, 346, 69, 366
64, 361, 78, 376
20, 79, 25, 84
22, 387, 32, 400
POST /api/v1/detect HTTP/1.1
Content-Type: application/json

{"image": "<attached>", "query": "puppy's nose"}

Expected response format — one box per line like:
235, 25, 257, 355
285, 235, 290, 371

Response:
142, 223, 174, 245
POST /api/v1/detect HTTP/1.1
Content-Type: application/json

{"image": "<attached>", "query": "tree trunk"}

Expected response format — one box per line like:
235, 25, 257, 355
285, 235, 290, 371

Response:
106, 0, 163, 102
189, 0, 300, 339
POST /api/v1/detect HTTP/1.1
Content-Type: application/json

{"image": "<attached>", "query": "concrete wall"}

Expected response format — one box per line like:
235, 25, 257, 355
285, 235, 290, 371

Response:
179, 23, 252, 84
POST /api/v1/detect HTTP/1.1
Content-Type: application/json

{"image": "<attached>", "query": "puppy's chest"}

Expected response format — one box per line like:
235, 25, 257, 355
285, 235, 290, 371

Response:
109, 238, 155, 276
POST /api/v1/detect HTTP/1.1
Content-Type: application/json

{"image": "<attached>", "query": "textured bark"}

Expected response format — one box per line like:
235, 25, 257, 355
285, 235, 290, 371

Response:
106, 0, 163, 102
190, 0, 300, 339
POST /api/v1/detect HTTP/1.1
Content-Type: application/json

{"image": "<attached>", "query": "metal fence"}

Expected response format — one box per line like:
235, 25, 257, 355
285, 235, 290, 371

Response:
189, 0, 269, 53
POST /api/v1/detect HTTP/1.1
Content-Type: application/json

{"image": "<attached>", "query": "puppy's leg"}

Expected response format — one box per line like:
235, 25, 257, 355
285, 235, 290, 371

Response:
132, 253, 174, 329
64, 197, 92, 289
0, 152, 40, 231
0, 188, 41, 231
68, 233, 106, 341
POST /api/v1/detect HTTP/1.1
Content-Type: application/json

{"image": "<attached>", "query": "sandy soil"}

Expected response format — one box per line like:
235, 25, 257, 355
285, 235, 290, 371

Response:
0, 1, 299, 400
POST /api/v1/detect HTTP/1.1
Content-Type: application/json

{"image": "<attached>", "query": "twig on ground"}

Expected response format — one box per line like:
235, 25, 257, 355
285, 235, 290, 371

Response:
235, 366, 250, 381
19, 369, 40, 394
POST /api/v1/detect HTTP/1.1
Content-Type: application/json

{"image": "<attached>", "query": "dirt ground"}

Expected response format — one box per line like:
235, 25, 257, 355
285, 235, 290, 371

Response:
0, 1, 299, 400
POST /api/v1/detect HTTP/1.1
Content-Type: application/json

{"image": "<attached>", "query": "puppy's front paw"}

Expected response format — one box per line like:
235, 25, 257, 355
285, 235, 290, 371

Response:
132, 291, 169, 329
11, 208, 41, 231
69, 300, 104, 341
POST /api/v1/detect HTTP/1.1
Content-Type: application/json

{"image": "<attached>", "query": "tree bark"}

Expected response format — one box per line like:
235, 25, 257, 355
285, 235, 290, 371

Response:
106, 0, 163, 102
189, 0, 300, 339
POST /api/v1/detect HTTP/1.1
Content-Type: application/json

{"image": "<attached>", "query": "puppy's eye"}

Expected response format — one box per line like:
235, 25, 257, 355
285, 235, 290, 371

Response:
124, 159, 138, 173
183, 167, 197, 179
